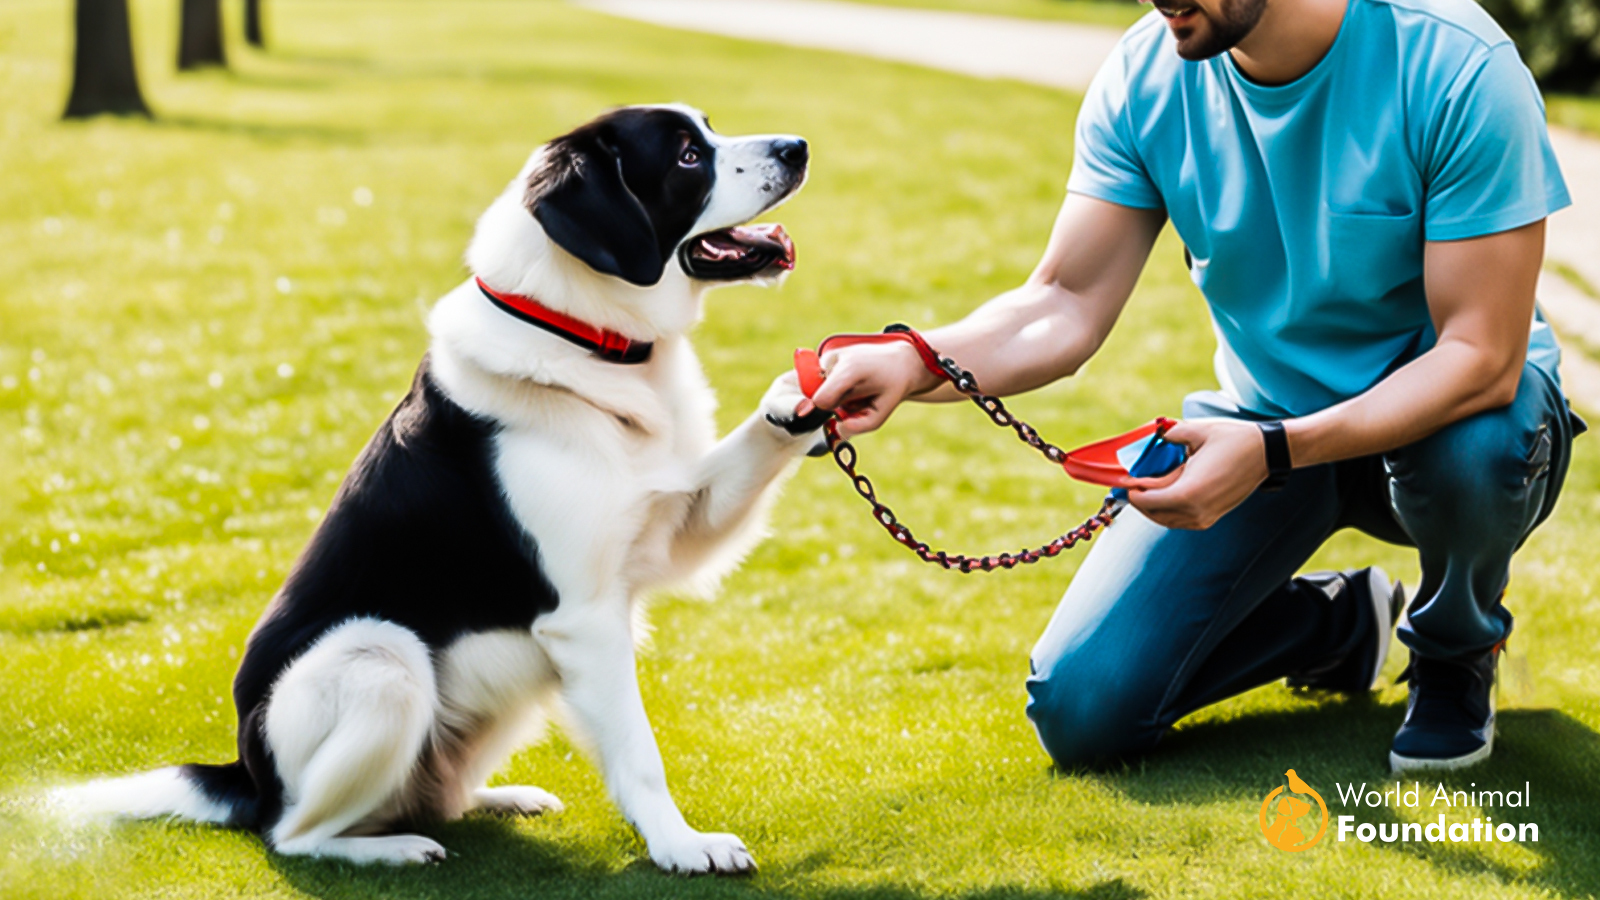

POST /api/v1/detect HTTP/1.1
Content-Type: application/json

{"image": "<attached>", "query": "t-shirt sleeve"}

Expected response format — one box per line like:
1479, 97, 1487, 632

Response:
1423, 42, 1571, 242
1067, 47, 1164, 210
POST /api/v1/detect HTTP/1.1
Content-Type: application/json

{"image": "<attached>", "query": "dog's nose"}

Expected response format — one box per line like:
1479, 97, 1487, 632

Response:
773, 138, 809, 169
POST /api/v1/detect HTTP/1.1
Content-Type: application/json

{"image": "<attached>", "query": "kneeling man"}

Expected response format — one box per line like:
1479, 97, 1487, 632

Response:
803, 0, 1583, 770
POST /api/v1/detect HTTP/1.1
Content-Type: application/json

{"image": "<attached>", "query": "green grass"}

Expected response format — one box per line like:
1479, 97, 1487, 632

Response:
840, 0, 1147, 27
3, 1, 1600, 898
1549, 93, 1600, 139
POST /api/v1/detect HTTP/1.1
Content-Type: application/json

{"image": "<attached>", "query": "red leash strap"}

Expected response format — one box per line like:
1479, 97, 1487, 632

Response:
793, 324, 1176, 573
794, 326, 947, 397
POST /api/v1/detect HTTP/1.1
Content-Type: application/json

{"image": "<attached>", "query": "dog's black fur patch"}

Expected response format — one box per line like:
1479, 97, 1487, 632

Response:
527, 107, 717, 287
202, 356, 559, 829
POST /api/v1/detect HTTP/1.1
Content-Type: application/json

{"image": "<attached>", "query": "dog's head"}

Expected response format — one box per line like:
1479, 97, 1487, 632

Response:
523, 105, 807, 288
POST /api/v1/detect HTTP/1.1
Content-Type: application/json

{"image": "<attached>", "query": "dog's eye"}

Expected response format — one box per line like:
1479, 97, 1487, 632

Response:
679, 147, 701, 167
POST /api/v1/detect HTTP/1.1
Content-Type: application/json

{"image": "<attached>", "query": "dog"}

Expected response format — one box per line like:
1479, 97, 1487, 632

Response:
55, 105, 825, 875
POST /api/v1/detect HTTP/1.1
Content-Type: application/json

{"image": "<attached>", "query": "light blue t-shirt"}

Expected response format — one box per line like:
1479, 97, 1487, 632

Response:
1069, 0, 1571, 417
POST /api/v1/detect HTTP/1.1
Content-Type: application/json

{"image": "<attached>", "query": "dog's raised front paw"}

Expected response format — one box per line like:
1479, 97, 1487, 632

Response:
760, 371, 830, 441
765, 408, 833, 437
650, 830, 756, 875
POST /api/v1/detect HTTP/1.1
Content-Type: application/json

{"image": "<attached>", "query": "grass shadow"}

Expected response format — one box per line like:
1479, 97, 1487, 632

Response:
267, 814, 1147, 900
151, 115, 372, 145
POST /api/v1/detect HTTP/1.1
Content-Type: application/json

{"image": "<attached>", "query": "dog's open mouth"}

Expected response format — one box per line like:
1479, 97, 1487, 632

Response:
679, 224, 796, 281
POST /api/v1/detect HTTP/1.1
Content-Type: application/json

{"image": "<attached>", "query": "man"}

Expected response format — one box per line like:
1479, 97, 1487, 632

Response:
797, 0, 1582, 771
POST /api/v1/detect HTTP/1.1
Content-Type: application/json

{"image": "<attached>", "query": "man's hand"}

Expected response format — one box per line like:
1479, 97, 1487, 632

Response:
1127, 418, 1268, 530
796, 340, 940, 438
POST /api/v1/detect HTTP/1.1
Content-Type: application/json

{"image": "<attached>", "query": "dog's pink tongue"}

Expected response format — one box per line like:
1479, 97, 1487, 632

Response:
729, 223, 796, 270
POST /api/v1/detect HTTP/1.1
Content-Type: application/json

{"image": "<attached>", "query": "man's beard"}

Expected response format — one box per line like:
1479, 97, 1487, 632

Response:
1164, 0, 1268, 61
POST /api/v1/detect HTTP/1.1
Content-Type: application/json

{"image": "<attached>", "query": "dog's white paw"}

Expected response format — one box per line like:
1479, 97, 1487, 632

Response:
373, 835, 449, 865
473, 785, 564, 816
760, 371, 829, 442
650, 830, 756, 875
276, 833, 448, 865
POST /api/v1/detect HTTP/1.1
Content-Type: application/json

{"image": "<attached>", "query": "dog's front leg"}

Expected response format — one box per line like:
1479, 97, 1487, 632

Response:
535, 606, 754, 875
670, 373, 824, 572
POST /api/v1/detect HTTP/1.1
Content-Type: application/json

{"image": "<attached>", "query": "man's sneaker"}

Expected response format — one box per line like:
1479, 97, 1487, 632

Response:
1286, 567, 1405, 694
1389, 644, 1501, 772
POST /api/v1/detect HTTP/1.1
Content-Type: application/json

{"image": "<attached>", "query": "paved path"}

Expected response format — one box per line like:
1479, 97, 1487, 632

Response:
579, 0, 1600, 408
574, 0, 1124, 92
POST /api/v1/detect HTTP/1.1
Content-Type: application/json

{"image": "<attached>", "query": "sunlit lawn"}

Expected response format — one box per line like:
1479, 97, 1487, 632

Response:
3, 1, 1599, 899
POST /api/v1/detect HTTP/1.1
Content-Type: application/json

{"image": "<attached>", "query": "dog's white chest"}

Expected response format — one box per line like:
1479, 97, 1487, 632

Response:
489, 404, 707, 601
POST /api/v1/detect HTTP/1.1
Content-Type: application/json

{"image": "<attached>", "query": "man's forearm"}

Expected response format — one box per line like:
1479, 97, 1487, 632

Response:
1284, 337, 1526, 468
912, 282, 1111, 402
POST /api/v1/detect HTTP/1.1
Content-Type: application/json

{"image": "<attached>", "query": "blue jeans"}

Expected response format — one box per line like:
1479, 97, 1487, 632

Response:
1025, 361, 1582, 767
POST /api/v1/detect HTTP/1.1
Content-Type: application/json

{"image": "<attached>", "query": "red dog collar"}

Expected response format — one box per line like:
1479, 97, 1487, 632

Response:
475, 277, 653, 364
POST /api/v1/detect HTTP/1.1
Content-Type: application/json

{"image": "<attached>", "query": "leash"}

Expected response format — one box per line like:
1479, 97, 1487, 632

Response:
789, 325, 1186, 574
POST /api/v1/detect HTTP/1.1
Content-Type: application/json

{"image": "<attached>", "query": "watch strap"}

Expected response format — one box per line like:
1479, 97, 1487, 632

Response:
1258, 420, 1292, 492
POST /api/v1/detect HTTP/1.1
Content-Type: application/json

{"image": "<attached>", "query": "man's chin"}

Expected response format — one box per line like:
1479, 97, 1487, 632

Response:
1172, 24, 1229, 61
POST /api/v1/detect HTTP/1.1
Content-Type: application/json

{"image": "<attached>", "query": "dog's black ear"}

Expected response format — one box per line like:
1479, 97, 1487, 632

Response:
526, 135, 665, 287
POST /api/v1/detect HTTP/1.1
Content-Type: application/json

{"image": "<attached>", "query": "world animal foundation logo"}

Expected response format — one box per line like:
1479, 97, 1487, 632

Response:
1331, 780, 1540, 845
1260, 771, 1543, 850
1259, 769, 1329, 851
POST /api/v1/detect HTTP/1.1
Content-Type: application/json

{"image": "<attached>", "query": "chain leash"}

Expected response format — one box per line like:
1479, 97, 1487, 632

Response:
817, 325, 1125, 574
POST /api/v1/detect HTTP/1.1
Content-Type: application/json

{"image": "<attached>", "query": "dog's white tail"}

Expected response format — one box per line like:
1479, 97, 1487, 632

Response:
51, 766, 239, 825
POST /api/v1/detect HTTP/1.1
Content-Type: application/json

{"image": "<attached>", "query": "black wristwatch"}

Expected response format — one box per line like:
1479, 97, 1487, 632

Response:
1257, 420, 1292, 492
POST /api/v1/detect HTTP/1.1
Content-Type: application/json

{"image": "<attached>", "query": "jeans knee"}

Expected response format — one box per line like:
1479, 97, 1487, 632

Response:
1388, 405, 1550, 516
1026, 662, 1158, 768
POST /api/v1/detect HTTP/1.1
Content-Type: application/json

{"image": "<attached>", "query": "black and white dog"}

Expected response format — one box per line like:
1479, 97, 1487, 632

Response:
57, 105, 823, 874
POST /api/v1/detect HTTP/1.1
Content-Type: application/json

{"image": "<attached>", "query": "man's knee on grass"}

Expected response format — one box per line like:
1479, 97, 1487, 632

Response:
1025, 653, 1161, 768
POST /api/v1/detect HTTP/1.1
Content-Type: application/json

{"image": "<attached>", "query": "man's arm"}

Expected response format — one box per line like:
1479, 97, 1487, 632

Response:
802, 194, 1167, 435
1131, 219, 1545, 530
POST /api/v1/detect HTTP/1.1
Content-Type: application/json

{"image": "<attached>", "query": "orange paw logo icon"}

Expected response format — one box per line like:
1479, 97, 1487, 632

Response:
1259, 769, 1329, 852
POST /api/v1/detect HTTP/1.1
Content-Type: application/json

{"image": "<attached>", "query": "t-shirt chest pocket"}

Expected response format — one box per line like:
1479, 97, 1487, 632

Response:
1324, 210, 1424, 302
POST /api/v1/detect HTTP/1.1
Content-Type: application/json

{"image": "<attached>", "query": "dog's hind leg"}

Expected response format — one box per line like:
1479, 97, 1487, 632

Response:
433, 631, 565, 819
263, 618, 444, 865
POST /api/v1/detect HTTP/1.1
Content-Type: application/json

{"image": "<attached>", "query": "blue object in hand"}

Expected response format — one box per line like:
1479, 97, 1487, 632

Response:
1110, 434, 1187, 502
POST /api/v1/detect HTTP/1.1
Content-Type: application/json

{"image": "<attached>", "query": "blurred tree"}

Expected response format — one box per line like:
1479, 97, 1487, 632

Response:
63, 0, 151, 118
245, 0, 265, 48
1478, 0, 1600, 93
178, 0, 227, 69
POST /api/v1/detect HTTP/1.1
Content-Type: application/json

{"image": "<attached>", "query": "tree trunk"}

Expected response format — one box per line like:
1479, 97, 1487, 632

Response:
63, 0, 151, 118
177, 0, 227, 69
244, 0, 264, 48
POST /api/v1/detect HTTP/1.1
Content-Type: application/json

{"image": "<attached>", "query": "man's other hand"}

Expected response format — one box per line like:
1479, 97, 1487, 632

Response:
1128, 418, 1268, 529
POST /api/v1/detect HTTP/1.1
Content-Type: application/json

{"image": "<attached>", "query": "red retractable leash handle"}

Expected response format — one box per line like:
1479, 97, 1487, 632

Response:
789, 325, 1185, 573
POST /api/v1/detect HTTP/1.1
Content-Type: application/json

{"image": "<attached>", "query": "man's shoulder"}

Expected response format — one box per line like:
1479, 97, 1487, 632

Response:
1105, 12, 1185, 91
1357, 0, 1513, 54
1111, 12, 1181, 72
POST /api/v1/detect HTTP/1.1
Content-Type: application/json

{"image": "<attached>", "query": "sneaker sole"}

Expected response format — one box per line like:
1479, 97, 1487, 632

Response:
1390, 699, 1496, 773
